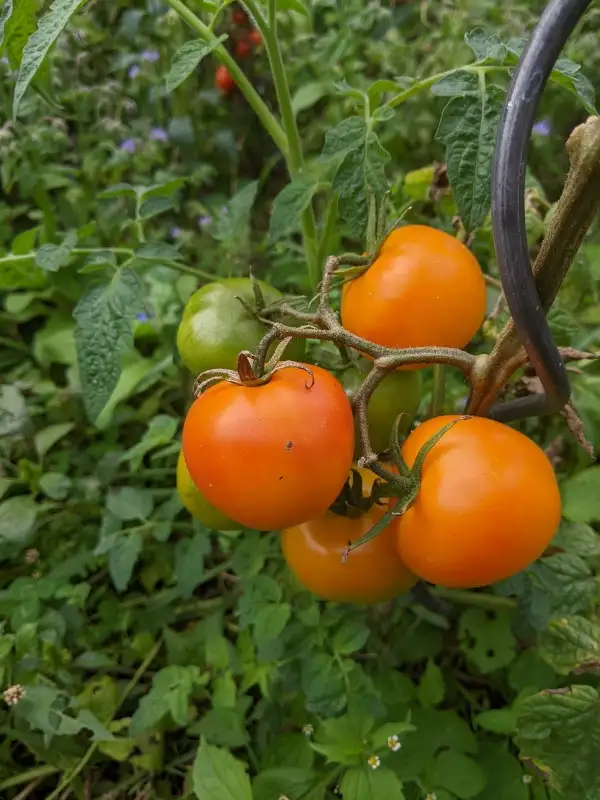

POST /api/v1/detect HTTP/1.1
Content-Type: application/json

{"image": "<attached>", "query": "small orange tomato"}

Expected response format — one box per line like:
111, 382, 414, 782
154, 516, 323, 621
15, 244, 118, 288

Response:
341, 225, 486, 356
248, 30, 262, 47
393, 415, 562, 588
235, 40, 252, 58
215, 64, 235, 94
182, 365, 355, 531
282, 468, 416, 604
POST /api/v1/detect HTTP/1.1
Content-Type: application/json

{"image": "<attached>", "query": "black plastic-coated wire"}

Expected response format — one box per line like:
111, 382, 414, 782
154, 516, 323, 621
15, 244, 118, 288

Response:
488, 0, 594, 423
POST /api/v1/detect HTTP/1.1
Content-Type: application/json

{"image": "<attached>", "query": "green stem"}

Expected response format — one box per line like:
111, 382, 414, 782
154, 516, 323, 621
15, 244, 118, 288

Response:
385, 63, 508, 109
0, 765, 59, 792
317, 194, 339, 266
429, 365, 446, 417
165, 0, 287, 155
430, 586, 517, 610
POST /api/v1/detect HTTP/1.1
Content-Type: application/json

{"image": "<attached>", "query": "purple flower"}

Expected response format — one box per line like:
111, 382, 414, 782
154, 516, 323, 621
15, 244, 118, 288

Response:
128, 64, 140, 79
150, 127, 168, 142
141, 49, 160, 63
171, 226, 182, 238
136, 312, 150, 322
198, 215, 213, 228
120, 138, 137, 154
0, 57, 8, 66
532, 119, 551, 136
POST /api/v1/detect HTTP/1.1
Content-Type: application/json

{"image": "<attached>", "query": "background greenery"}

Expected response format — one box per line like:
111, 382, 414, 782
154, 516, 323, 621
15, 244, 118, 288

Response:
2, 1, 600, 798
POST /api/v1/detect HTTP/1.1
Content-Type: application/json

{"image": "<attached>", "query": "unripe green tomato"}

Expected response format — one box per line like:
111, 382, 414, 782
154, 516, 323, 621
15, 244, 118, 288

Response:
342, 361, 423, 456
177, 451, 239, 531
176, 278, 305, 376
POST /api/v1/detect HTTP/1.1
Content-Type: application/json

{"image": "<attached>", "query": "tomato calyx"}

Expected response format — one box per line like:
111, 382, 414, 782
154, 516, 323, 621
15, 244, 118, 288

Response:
341, 415, 469, 563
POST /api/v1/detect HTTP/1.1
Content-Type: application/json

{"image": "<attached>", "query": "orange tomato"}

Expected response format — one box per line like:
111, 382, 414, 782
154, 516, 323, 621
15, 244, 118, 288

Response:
182, 365, 355, 531
393, 415, 561, 588
341, 225, 486, 357
282, 468, 416, 604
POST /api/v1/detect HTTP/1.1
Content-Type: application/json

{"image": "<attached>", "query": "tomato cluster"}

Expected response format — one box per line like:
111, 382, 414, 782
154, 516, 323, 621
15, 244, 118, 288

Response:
214, 6, 263, 94
178, 225, 562, 601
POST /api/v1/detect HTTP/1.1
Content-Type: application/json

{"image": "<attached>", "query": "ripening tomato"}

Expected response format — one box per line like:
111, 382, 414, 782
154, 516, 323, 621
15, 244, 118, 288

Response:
282, 467, 416, 604
393, 415, 562, 588
248, 30, 262, 46
342, 360, 422, 455
235, 40, 252, 58
176, 451, 239, 530
215, 64, 235, 94
183, 365, 355, 531
176, 278, 305, 376
341, 225, 486, 357
232, 9, 247, 24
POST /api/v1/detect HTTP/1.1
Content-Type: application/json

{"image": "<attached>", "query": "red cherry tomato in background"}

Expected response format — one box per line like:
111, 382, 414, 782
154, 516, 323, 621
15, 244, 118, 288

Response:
248, 30, 262, 46
235, 40, 252, 58
215, 64, 235, 94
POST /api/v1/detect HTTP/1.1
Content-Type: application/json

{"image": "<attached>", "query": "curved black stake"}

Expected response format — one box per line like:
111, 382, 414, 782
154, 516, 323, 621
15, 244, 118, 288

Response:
488, 0, 593, 423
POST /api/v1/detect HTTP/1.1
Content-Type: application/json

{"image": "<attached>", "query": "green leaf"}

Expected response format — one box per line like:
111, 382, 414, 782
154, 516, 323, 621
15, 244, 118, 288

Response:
131, 665, 200, 734
254, 602, 292, 645
35, 231, 77, 272
417, 659, 445, 707
107, 487, 154, 521
138, 196, 173, 220
2, 0, 35, 69
121, 415, 178, 471
0, 496, 37, 548
333, 618, 370, 655
73, 267, 146, 422
535, 552, 596, 615
166, 36, 227, 93
0, 1, 14, 48
174, 531, 211, 598
13, 0, 89, 119
0, 253, 45, 289
473, 741, 529, 800
340, 766, 405, 800
515, 685, 600, 795
459, 608, 516, 673
302, 653, 346, 717
431, 70, 479, 96
369, 720, 415, 750
562, 466, 600, 522
39, 472, 71, 500
276, 0, 310, 15
552, 519, 600, 557
253, 767, 319, 800
0, 385, 28, 436
292, 81, 328, 116
464, 28, 506, 61
538, 615, 600, 675
429, 750, 487, 799
192, 742, 252, 800
213, 181, 259, 252
436, 85, 503, 231
192, 707, 249, 749
34, 422, 74, 458
135, 241, 182, 263
269, 173, 322, 242
473, 706, 517, 734
98, 182, 136, 199
108, 531, 142, 592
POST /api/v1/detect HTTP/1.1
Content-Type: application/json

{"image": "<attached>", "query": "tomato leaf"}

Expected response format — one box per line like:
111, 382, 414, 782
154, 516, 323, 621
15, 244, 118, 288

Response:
35, 231, 77, 272
121, 415, 178, 470
34, 421, 74, 458
561, 466, 600, 522
166, 36, 227, 93
534, 553, 596, 616
340, 766, 405, 800
0, 496, 37, 549
538, 615, 600, 675
13, 0, 89, 119
431, 70, 479, 97
192, 741, 252, 800
464, 28, 506, 62
107, 487, 154, 522
213, 181, 259, 258
552, 520, 600, 557
73, 267, 146, 422
459, 608, 516, 674
131, 665, 201, 734
515, 685, 600, 795
174, 531, 211, 598
108, 531, 143, 592
269, 172, 323, 242
292, 81, 329, 116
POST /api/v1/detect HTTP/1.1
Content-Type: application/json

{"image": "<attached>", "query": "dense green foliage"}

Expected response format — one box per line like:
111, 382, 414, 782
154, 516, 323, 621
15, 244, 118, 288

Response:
2, 1, 600, 799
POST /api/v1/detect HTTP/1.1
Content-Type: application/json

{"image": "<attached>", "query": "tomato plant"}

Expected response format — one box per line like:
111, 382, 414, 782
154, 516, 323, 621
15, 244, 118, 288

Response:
282, 467, 416, 604
182, 364, 355, 530
176, 278, 304, 376
393, 415, 562, 588
176, 451, 239, 531
341, 225, 487, 355
215, 64, 235, 93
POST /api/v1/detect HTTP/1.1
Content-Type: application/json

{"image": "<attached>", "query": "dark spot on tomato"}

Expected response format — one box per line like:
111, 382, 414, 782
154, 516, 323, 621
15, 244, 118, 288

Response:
285, 440, 293, 450
279, 476, 283, 480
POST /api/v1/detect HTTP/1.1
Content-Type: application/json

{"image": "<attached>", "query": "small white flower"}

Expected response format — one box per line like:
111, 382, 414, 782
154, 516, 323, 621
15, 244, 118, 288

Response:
387, 734, 402, 752
4, 684, 25, 706
425, 794, 437, 800
25, 548, 39, 564
302, 723, 314, 737
522, 775, 533, 784
367, 754, 380, 770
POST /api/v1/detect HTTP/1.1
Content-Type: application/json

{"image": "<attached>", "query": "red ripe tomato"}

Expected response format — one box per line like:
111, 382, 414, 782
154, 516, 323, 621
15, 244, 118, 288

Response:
392, 415, 562, 588
282, 468, 416, 604
248, 30, 262, 47
235, 40, 252, 58
232, 9, 247, 24
215, 64, 235, 94
341, 225, 486, 357
182, 365, 355, 531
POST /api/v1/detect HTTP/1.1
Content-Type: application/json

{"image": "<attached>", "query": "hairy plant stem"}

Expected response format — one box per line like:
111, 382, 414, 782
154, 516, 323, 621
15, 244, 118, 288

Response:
467, 116, 600, 415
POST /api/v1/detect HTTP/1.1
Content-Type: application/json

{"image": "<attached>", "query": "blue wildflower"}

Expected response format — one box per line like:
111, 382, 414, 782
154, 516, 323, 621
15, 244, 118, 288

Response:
141, 49, 160, 63
171, 226, 182, 238
136, 312, 150, 322
150, 127, 169, 142
532, 119, 551, 136
128, 64, 140, 79
198, 215, 213, 228
120, 138, 137, 154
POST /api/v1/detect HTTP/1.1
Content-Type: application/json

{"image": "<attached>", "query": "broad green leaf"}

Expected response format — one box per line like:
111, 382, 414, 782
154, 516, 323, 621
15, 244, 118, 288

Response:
370, 720, 415, 750
192, 742, 252, 800
0, 1, 14, 48
464, 28, 506, 61
428, 750, 487, 799
302, 652, 346, 717
0, 496, 37, 547
35, 231, 77, 272
472, 741, 529, 800
39, 472, 71, 500
431, 70, 479, 96
254, 602, 292, 645
473, 706, 517, 734
135, 241, 182, 263
33, 316, 76, 367
192, 707, 248, 749
436, 85, 503, 231
13, 0, 89, 119
121, 414, 178, 470
252, 767, 319, 800
332, 618, 369, 655
562, 466, 600, 522
269, 173, 322, 242
515, 685, 600, 795
141, 178, 186, 199
138, 195, 172, 220
340, 766, 405, 800
552, 519, 600, 557
276, 0, 310, 15
0, 384, 28, 436
535, 552, 596, 615
174, 531, 211, 598
73, 267, 146, 422
538, 615, 600, 674
108, 531, 142, 592
292, 81, 329, 116
417, 659, 445, 707
166, 36, 226, 93
107, 487, 154, 521
131, 665, 200, 734
459, 608, 516, 673
213, 181, 259, 252
98, 182, 136, 199
34, 422, 74, 458
0, 253, 45, 289
261, 732, 315, 770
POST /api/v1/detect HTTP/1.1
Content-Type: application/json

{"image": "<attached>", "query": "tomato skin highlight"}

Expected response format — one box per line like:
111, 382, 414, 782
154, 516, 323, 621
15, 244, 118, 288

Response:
176, 278, 304, 376
341, 225, 486, 356
393, 415, 562, 589
215, 64, 235, 93
282, 468, 416, 604
176, 451, 239, 531
182, 365, 355, 531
